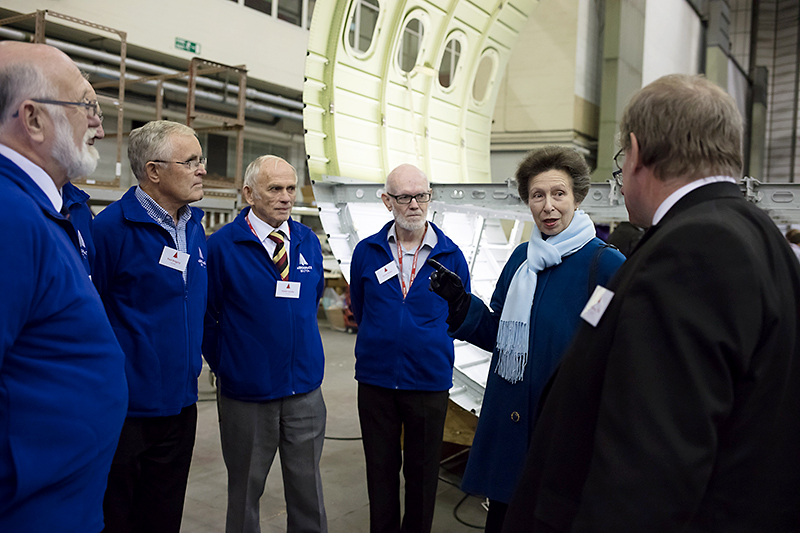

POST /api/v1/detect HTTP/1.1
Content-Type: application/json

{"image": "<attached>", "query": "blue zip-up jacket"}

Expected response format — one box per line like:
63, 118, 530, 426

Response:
62, 182, 94, 275
92, 186, 207, 417
350, 221, 470, 391
203, 208, 325, 401
0, 153, 127, 532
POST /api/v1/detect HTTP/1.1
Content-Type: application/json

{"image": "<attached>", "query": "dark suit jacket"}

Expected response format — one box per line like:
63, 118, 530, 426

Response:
503, 182, 800, 532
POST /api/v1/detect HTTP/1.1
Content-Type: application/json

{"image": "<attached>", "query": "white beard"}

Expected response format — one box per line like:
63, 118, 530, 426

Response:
51, 109, 99, 180
394, 210, 426, 232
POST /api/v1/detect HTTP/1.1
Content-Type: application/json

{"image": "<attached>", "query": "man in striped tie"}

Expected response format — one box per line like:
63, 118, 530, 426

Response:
204, 155, 328, 533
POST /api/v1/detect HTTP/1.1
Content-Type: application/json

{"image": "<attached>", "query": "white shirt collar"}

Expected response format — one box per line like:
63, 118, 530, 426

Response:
387, 222, 437, 252
247, 209, 291, 244
652, 176, 737, 226
0, 142, 63, 211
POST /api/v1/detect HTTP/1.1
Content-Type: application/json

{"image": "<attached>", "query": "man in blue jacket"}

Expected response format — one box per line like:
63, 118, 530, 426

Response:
349, 163, 471, 533
0, 42, 127, 532
204, 155, 327, 533
93, 120, 208, 533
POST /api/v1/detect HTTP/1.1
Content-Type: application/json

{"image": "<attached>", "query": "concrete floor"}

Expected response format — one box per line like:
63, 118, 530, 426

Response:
181, 321, 488, 532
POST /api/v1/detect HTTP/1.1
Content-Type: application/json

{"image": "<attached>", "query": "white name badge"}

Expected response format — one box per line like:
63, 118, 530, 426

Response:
580, 285, 615, 327
375, 261, 399, 284
159, 246, 190, 273
275, 281, 301, 299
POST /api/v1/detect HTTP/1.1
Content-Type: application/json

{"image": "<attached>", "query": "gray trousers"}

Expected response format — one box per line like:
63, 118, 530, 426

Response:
218, 387, 327, 533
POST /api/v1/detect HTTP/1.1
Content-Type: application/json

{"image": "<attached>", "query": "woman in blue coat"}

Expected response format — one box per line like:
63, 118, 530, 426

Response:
430, 146, 625, 532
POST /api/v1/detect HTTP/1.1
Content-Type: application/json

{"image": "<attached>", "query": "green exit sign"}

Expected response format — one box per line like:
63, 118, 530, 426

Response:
175, 37, 201, 54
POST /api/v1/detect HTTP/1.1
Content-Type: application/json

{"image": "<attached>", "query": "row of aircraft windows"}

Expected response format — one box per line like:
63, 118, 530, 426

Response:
346, 0, 496, 104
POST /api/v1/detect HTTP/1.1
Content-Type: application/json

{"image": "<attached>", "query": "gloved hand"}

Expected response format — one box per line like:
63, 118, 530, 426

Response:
427, 258, 470, 329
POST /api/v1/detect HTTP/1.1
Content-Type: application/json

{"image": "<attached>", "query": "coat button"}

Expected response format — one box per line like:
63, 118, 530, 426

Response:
511, 411, 520, 422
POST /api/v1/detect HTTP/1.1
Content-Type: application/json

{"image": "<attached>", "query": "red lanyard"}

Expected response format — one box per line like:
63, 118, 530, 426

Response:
245, 214, 258, 238
396, 225, 427, 298
246, 214, 286, 242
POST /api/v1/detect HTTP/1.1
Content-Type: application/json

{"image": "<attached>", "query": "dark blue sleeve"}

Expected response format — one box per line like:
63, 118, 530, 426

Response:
202, 234, 222, 371
449, 244, 525, 351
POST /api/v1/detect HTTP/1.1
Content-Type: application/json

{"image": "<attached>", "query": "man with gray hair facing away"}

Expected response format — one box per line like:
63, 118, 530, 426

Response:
0, 42, 127, 531
204, 155, 327, 533
92, 120, 208, 533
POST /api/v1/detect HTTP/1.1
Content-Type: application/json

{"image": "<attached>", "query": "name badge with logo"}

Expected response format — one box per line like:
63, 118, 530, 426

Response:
159, 246, 190, 273
375, 261, 399, 284
276, 281, 301, 299
580, 285, 615, 327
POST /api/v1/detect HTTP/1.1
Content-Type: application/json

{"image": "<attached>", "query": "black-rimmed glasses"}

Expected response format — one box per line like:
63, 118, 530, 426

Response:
12, 98, 101, 118
612, 148, 625, 187
150, 157, 208, 171
386, 192, 432, 204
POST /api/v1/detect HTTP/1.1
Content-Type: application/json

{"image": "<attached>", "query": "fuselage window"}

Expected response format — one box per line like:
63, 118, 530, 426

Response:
398, 17, 424, 73
472, 49, 497, 104
348, 0, 380, 55
439, 37, 461, 88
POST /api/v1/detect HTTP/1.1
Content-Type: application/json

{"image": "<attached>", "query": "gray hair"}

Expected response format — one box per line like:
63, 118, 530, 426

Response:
243, 155, 297, 194
128, 120, 197, 181
0, 63, 55, 126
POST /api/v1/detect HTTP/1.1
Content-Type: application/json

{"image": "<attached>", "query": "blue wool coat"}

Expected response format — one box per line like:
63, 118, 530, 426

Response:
92, 186, 208, 417
0, 153, 128, 532
455, 237, 624, 503
203, 208, 326, 401
350, 221, 471, 391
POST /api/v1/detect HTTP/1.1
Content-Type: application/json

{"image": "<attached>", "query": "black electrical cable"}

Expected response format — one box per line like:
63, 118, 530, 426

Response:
324, 435, 363, 441
453, 492, 484, 529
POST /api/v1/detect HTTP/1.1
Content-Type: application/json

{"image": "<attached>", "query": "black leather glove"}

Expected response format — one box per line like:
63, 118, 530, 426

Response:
427, 258, 470, 329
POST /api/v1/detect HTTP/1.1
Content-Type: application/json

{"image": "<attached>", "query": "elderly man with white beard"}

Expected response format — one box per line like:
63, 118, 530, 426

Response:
0, 42, 128, 531
348, 163, 471, 533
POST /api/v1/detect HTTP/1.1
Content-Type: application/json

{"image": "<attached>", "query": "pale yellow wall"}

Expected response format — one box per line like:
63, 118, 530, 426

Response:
493, 0, 580, 135
1, 0, 308, 92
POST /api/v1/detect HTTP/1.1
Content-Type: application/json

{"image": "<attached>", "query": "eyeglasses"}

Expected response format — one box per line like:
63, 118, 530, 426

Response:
612, 148, 625, 187
12, 98, 101, 118
386, 192, 432, 204
150, 157, 207, 170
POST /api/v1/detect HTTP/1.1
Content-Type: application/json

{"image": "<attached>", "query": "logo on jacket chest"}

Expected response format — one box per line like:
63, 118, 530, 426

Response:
197, 247, 207, 268
296, 252, 313, 273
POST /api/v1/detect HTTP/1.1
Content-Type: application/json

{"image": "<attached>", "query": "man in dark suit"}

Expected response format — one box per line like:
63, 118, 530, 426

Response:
503, 74, 800, 532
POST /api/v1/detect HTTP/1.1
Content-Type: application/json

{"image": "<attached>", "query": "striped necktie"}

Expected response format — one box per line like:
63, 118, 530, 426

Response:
268, 230, 289, 280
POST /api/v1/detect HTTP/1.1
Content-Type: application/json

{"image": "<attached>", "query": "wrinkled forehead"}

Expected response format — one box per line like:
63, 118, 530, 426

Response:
260, 162, 298, 187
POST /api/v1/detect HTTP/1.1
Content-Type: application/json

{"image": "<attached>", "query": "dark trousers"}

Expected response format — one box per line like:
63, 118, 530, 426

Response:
357, 383, 449, 533
102, 404, 198, 533
485, 499, 508, 533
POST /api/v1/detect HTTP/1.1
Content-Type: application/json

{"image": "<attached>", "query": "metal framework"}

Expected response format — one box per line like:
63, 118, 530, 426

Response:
0, 10, 127, 185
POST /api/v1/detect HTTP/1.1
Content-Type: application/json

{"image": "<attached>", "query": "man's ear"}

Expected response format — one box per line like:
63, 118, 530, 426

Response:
629, 132, 642, 171
144, 161, 161, 185
381, 191, 393, 212
19, 102, 46, 144
243, 185, 255, 207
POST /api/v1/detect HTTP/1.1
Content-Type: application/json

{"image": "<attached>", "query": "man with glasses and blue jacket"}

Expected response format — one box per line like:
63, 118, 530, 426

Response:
349, 163, 470, 533
0, 42, 127, 532
92, 120, 208, 533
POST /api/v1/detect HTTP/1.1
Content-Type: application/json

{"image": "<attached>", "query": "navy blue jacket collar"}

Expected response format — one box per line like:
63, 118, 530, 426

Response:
118, 185, 204, 226
361, 220, 458, 257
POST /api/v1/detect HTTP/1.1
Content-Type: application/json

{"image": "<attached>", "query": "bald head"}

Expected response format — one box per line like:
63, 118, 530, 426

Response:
0, 42, 103, 187
385, 164, 429, 194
